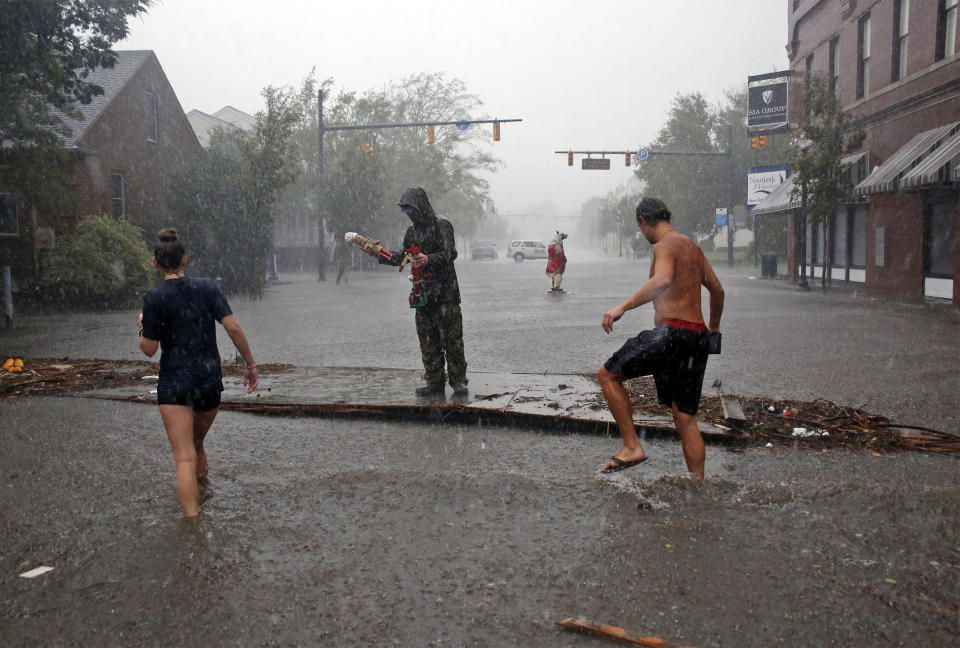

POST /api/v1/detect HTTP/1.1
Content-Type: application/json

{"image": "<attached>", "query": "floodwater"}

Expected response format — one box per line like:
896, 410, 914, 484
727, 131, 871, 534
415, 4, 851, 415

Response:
2, 256, 959, 646
2, 398, 957, 646
2, 255, 957, 429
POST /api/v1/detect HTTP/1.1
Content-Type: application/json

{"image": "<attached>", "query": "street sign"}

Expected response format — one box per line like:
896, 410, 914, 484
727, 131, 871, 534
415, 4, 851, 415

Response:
581, 158, 611, 170
636, 148, 649, 160
715, 208, 728, 227
457, 119, 470, 131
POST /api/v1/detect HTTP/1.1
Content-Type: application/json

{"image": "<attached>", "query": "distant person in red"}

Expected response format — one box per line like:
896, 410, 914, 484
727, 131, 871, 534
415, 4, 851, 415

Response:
597, 198, 724, 478
138, 228, 258, 517
546, 231, 568, 291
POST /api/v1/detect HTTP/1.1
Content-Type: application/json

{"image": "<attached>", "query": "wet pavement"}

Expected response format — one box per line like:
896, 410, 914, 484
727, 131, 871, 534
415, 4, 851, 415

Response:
2, 253, 957, 429
2, 397, 957, 646
1, 254, 959, 646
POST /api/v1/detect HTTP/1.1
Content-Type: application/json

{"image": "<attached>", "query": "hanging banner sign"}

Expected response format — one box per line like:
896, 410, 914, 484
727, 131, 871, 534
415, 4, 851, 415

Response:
747, 71, 790, 130
747, 164, 789, 206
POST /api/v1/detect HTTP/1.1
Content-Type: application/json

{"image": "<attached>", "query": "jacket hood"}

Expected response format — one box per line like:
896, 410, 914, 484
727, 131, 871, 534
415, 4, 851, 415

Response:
398, 187, 437, 226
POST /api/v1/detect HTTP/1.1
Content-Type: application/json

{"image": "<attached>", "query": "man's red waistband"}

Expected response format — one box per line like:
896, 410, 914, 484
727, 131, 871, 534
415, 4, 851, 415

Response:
657, 317, 707, 332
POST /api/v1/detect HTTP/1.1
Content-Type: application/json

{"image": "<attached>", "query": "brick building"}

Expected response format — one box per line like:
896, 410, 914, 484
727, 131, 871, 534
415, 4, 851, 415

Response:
757, 0, 959, 305
0, 50, 202, 287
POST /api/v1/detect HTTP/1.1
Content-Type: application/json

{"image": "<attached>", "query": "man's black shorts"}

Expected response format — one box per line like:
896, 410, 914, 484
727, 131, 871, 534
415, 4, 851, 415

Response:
157, 373, 223, 411
604, 324, 710, 415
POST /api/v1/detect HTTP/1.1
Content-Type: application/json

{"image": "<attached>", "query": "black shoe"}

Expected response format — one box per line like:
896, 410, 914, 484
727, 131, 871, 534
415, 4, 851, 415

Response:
415, 383, 444, 397
451, 382, 469, 396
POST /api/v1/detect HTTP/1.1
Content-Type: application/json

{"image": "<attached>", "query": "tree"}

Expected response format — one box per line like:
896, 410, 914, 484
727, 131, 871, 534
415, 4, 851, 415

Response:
0, 0, 151, 149
634, 89, 785, 244
789, 74, 865, 291
40, 215, 153, 309
1, 0, 152, 214
306, 73, 500, 261
168, 86, 302, 295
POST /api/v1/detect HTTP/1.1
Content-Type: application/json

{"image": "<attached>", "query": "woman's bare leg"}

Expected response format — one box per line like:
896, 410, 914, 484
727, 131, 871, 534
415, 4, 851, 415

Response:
159, 404, 200, 516
193, 408, 218, 485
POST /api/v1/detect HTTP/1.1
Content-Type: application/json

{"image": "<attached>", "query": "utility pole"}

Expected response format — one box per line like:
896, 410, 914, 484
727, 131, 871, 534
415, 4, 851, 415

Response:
726, 124, 734, 268
317, 89, 326, 280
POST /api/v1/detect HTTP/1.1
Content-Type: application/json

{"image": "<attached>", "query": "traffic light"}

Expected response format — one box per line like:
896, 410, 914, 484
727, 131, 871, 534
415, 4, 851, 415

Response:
362, 142, 374, 158
750, 135, 769, 148
492, 121, 500, 141
625, 151, 631, 166
567, 150, 573, 166
427, 125, 435, 145
759, 135, 768, 147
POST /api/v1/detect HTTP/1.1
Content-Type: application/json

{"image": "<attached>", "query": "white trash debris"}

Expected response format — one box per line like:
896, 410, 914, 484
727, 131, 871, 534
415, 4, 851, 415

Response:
19, 566, 54, 579
792, 427, 829, 438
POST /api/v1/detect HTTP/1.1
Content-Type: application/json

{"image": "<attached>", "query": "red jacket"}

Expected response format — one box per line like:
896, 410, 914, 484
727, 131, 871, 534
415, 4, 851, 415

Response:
546, 244, 566, 274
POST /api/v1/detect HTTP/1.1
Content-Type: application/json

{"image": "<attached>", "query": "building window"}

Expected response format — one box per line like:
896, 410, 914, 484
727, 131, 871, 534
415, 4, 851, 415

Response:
937, 0, 958, 61
146, 91, 158, 142
857, 13, 871, 99
829, 37, 840, 96
850, 205, 867, 267
832, 206, 848, 268
111, 173, 125, 220
925, 202, 955, 277
0, 192, 17, 236
892, 0, 909, 81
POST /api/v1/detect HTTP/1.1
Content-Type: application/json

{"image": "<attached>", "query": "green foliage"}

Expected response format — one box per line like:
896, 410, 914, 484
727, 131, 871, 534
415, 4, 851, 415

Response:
789, 75, 866, 230
597, 193, 641, 255
294, 72, 499, 251
632, 88, 787, 240
789, 75, 865, 289
40, 215, 153, 309
168, 86, 302, 295
0, 0, 151, 198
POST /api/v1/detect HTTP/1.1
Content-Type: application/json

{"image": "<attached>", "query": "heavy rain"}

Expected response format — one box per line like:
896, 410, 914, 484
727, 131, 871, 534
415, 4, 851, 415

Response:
1, 1, 958, 647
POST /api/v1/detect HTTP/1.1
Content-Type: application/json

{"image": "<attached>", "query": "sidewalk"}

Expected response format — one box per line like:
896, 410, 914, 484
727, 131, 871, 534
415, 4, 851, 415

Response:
78, 365, 736, 440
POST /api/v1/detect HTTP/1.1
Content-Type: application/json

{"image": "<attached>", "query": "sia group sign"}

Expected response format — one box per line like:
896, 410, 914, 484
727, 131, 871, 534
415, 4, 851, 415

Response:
748, 71, 790, 131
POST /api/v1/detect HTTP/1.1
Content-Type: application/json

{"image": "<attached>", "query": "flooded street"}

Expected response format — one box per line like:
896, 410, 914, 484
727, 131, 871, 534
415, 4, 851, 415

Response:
2, 258, 959, 646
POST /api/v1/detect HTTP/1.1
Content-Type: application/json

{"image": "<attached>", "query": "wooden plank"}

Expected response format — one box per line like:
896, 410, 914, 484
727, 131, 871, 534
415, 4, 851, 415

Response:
720, 394, 746, 422
555, 617, 696, 647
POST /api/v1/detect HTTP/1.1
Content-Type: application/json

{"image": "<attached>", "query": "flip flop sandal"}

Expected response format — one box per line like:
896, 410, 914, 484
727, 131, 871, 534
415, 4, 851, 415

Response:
601, 456, 648, 473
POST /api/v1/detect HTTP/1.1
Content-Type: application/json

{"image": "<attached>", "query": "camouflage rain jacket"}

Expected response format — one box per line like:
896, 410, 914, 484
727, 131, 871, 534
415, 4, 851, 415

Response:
380, 187, 461, 308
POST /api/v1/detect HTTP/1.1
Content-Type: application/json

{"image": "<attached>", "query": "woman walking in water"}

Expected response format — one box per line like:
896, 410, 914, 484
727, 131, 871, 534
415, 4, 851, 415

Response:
138, 228, 258, 517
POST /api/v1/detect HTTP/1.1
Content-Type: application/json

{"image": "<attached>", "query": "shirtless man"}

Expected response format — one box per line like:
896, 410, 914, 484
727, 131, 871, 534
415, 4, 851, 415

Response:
598, 197, 724, 478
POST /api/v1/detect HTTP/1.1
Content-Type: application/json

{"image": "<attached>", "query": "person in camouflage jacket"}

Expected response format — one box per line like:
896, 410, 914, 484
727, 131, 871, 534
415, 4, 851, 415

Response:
379, 187, 468, 396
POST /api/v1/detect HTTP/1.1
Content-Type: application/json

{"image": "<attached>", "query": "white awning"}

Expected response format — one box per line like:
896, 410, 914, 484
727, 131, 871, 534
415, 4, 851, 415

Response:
855, 122, 960, 195
900, 128, 960, 189
751, 152, 867, 215
751, 174, 797, 215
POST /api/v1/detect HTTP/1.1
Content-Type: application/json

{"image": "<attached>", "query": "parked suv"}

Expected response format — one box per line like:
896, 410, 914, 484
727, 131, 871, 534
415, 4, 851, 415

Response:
469, 239, 498, 260
507, 240, 547, 262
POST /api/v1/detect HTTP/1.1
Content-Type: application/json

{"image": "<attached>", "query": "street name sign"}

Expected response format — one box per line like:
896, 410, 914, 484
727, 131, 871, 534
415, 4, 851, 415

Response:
582, 158, 611, 170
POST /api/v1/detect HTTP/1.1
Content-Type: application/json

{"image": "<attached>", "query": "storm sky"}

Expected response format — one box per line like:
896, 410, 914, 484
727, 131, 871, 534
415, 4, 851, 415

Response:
119, 0, 789, 215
